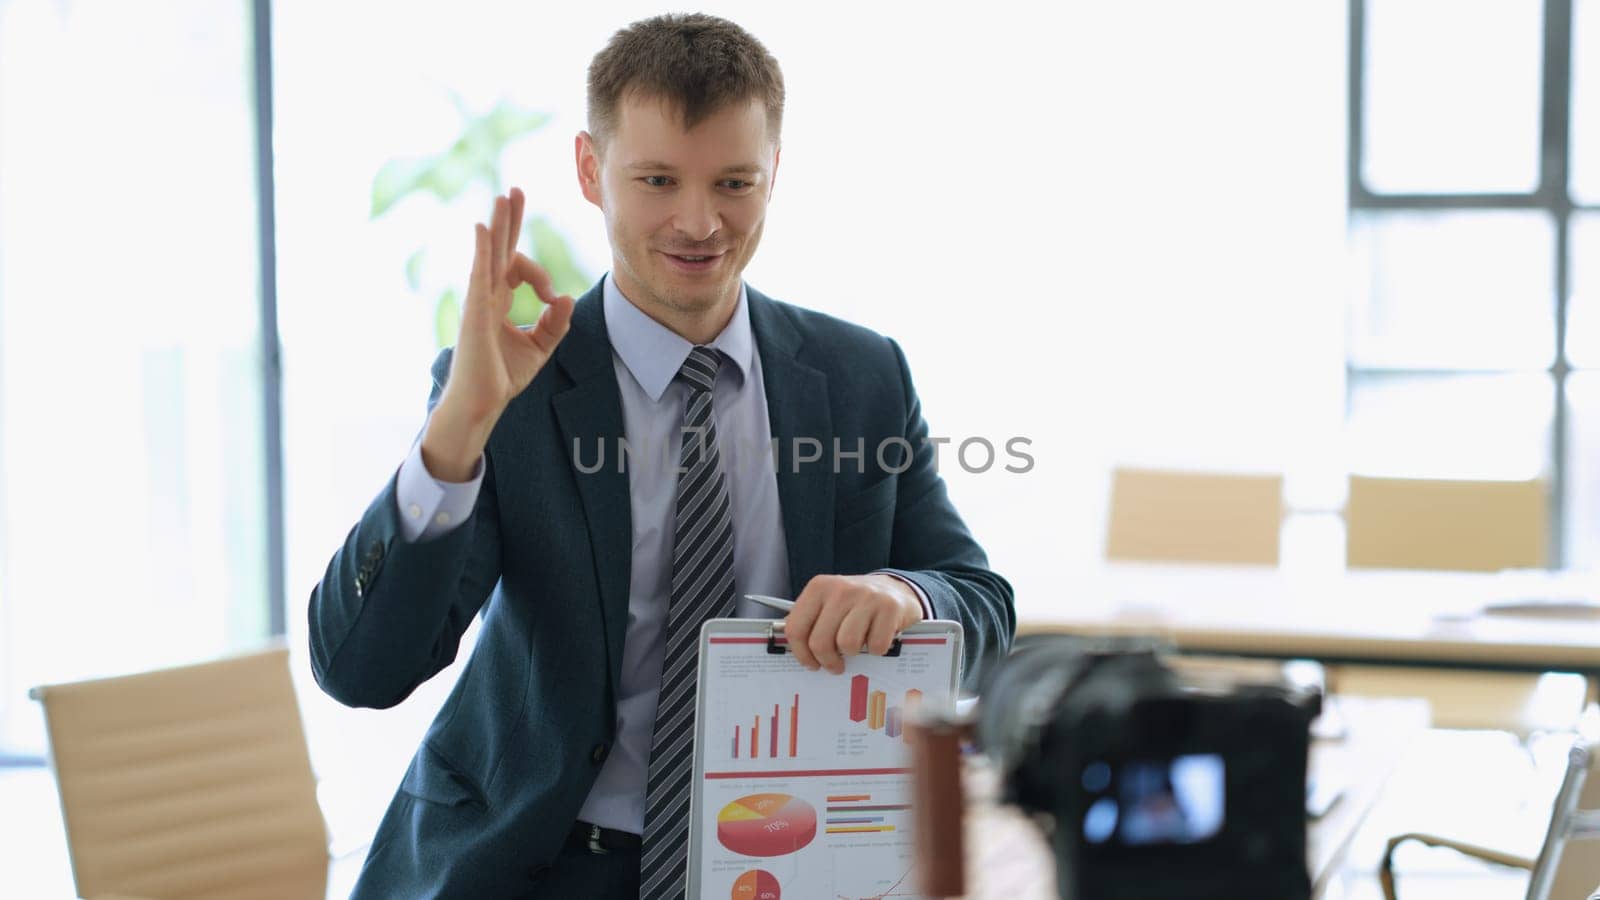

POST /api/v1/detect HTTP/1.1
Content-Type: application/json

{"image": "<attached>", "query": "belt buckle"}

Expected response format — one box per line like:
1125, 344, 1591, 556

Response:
586, 823, 610, 855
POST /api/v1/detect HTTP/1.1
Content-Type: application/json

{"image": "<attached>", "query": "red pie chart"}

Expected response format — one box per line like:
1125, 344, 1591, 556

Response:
716, 793, 818, 857
731, 868, 781, 899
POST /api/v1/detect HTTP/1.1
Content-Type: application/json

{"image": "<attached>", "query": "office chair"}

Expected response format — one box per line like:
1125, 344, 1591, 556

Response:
1104, 466, 1283, 565
31, 645, 329, 900
1345, 475, 1546, 573
1379, 737, 1600, 900
1101, 466, 1294, 684
1336, 475, 1585, 736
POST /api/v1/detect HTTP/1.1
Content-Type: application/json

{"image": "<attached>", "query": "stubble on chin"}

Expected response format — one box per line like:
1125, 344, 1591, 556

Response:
640, 263, 737, 318
615, 243, 743, 328
663, 285, 730, 316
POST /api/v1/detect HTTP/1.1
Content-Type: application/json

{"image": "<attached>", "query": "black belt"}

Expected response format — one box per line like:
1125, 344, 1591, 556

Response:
568, 820, 643, 854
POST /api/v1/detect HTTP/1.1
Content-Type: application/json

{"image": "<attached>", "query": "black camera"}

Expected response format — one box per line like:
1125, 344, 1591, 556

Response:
976, 634, 1321, 900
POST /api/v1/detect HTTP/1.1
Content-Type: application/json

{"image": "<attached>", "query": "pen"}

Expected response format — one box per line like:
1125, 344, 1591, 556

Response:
743, 593, 795, 614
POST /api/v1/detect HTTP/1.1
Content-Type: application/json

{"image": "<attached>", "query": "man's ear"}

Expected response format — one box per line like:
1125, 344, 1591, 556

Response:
768, 145, 781, 199
576, 131, 602, 208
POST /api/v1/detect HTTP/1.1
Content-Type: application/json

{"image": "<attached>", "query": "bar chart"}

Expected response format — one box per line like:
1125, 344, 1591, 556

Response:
823, 793, 913, 836
731, 693, 801, 759
847, 675, 921, 740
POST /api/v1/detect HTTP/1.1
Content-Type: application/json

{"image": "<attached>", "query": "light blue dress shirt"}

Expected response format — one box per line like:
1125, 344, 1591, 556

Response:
393, 273, 925, 835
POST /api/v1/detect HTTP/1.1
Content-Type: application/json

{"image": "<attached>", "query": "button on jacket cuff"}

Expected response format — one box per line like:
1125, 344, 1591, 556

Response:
395, 438, 484, 543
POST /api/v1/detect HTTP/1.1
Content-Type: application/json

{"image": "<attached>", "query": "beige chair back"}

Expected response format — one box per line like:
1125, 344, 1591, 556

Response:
1338, 477, 1567, 732
1105, 467, 1282, 565
1345, 476, 1547, 572
31, 645, 327, 900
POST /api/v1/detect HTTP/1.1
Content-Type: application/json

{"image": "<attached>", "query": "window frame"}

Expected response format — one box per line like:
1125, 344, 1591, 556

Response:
1347, 0, 1593, 565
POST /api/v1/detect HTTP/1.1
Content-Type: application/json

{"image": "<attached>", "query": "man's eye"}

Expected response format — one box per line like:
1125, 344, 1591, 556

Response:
723, 180, 752, 190
642, 176, 672, 187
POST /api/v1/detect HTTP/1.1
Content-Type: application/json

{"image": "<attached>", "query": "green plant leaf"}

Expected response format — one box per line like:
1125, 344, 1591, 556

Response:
405, 249, 425, 291
417, 144, 485, 203
381, 96, 568, 345
372, 103, 553, 217
371, 158, 434, 218
529, 216, 594, 297
484, 102, 552, 142
508, 282, 543, 327
435, 289, 461, 349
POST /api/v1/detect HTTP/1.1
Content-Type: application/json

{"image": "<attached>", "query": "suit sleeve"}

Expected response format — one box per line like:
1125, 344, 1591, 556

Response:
306, 348, 504, 709
871, 338, 1016, 690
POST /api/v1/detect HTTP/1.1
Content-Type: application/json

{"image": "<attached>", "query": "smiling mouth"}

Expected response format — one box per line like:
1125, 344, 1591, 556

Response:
661, 251, 725, 273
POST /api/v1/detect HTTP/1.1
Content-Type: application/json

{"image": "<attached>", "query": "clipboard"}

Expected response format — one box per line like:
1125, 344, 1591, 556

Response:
687, 617, 964, 899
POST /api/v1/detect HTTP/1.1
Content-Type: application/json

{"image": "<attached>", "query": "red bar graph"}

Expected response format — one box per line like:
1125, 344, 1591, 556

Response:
843, 680, 918, 739
730, 695, 802, 759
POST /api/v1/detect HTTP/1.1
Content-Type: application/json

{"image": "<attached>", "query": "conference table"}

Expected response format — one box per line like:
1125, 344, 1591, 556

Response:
1014, 563, 1600, 679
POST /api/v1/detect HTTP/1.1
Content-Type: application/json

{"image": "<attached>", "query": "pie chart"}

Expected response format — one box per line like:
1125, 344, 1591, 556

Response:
731, 868, 781, 899
716, 793, 818, 857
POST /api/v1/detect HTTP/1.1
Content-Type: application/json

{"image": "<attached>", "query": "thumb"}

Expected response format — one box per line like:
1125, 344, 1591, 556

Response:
507, 252, 557, 303
525, 292, 576, 354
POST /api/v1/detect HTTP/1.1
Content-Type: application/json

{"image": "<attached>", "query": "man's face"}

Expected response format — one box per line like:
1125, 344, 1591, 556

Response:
578, 93, 779, 325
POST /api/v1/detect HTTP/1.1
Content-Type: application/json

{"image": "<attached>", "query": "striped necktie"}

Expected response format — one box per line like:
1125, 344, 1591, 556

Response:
640, 345, 737, 898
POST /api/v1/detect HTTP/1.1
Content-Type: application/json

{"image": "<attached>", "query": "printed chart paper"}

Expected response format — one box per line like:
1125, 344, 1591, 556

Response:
689, 621, 961, 900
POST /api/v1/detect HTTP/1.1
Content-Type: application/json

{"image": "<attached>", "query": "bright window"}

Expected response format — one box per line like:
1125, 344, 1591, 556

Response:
0, 0, 266, 755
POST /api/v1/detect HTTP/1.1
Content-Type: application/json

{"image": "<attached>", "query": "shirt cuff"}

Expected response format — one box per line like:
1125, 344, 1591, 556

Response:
395, 439, 484, 543
874, 570, 933, 621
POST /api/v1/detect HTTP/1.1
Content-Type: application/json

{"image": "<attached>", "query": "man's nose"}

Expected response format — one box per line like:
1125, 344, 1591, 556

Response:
672, 189, 722, 243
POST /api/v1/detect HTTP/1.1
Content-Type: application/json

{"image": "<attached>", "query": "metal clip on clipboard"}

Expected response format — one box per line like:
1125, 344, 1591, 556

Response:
764, 621, 903, 657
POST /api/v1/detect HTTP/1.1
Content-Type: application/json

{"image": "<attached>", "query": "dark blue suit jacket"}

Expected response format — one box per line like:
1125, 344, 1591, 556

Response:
307, 281, 1015, 898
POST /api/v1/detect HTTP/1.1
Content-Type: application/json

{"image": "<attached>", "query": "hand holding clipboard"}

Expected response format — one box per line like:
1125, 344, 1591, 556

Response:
742, 573, 926, 674
745, 595, 906, 658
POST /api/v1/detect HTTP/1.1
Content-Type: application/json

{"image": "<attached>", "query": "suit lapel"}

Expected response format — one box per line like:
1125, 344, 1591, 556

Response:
551, 285, 632, 691
544, 283, 835, 684
748, 287, 835, 597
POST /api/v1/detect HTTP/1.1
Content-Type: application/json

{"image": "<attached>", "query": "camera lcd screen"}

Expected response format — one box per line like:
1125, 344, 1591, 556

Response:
1081, 753, 1226, 846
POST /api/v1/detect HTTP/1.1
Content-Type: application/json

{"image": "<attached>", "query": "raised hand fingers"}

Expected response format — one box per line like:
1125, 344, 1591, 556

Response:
506, 187, 525, 260
517, 292, 575, 355
508, 252, 557, 301
469, 223, 491, 301
489, 195, 509, 285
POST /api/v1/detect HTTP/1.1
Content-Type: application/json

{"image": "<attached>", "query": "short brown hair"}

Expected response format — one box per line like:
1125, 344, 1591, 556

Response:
586, 13, 785, 153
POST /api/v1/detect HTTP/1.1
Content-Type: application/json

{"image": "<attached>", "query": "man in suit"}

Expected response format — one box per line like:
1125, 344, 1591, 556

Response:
308, 12, 1014, 899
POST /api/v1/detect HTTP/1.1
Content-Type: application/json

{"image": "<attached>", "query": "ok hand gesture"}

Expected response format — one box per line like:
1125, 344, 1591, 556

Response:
422, 188, 576, 481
